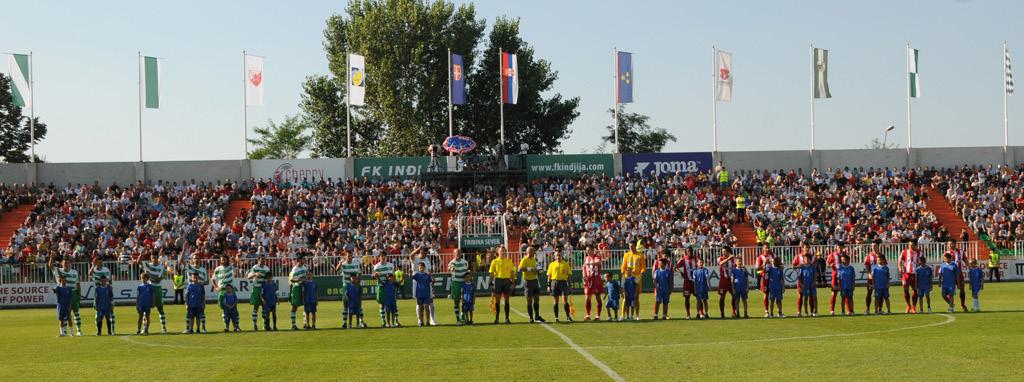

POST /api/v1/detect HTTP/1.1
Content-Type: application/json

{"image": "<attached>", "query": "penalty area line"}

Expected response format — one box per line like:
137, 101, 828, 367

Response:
511, 308, 625, 382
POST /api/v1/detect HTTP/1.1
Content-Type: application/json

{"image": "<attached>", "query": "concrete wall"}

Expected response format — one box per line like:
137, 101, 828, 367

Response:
718, 150, 812, 172
915, 146, 1006, 169
144, 160, 246, 185
818, 148, 908, 170
37, 162, 136, 187
0, 163, 29, 185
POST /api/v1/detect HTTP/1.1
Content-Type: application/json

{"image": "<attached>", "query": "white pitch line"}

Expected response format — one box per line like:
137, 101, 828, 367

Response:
511, 308, 625, 382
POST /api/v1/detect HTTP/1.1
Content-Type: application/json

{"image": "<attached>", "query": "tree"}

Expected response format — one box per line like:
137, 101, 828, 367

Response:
0, 74, 47, 163
600, 106, 676, 153
247, 115, 312, 160
462, 16, 580, 154
302, 1, 579, 157
865, 138, 899, 149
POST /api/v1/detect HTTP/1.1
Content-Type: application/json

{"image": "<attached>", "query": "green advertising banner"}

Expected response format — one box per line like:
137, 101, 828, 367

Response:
354, 156, 430, 178
524, 154, 614, 178
459, 236, 505, 249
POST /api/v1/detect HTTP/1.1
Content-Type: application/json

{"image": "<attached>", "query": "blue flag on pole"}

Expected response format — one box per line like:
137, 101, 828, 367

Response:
451, 53, 466, 105
617, 51, 633, 103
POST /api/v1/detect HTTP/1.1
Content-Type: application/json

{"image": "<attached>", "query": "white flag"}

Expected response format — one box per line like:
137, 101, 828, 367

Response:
244, 54, 264, 106
348, 53, 366, 106
715, 50, 732, 102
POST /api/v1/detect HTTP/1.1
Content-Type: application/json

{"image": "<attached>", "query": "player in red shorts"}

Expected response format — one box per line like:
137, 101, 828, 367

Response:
754, 244, 775, 316
792, 242, 813, 315
717, 246, 736, 318
898, 242, 921, 313
582, 246, 604, 321
863, 242, 881, 314
945, 241, 969, 312
674, 248, 697, 319
826, 243, 845, 315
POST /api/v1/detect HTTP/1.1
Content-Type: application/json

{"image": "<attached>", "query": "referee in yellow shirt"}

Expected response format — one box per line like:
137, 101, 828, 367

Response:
488, 247, 515, 324
547, 251, 573, 322
620, 242, 647, 317
518, 247, 546, 323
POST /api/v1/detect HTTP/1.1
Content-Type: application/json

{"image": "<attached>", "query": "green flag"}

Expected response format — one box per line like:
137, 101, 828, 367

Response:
908, 47, 920, 98
142, 56, 160, 108
6, 54, 31, 108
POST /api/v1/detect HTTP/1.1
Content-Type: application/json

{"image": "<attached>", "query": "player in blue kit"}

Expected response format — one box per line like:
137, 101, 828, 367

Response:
94, 276, 114, 335
381, 274, 399, 327
303, 275, 319, 330
55, 275, 73, 337
968, 260, 984, 312
136, 272, 154, 335
914, 257, 934, 313
185, 272, 206, 334
939, 253, 959, 313
411, 262, 435, 326
732, 258, 750, 318
622, 268, 638, 321
693, 258, 711, 319
837, 254, 856, 316
872, 256, 892, 315
604, 272, 621, 321
766, 257, 785, 318
652, 258, 672, 320
798, 254, 818, 317
222, 284, 241, 332
460, 272, 476, 325
262, 275, 279, 331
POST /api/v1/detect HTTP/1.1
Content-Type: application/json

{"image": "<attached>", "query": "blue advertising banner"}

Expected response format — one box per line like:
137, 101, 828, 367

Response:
622, 152, 714, 177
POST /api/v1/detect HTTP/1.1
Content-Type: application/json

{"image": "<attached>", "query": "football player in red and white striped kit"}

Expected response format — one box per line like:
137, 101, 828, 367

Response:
717, 247, 736, 318
754, 244, 776, 316
898, 242, 921, 313
827, 243, 845, 315
582, 246, 605, 321
863, 243, 881, 314
945, 241, 969, 312
674, 248, 697, 319
792, 242, 814, 315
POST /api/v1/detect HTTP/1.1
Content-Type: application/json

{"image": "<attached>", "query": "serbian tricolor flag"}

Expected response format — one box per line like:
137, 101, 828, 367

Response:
501, 52, 518, 104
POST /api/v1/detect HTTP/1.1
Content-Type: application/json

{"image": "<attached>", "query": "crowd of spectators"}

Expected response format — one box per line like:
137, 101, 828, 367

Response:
936, 164, 1024, 247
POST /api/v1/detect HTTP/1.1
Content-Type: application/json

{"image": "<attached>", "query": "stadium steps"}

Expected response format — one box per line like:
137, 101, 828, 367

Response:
923, 186, 991, 260
0, 204, 34, 248
732, 222, 758, 247
224, 200, 252, 225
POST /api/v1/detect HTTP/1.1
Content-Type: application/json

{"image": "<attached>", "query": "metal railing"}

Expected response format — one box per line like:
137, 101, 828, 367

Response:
1, 241, 980, 285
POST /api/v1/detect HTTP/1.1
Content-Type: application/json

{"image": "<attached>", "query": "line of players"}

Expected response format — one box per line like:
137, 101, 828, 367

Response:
48, 240, 987, 336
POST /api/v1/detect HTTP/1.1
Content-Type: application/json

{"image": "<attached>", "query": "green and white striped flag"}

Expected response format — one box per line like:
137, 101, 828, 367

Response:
813, 48, 831, 99
6, 53, 31, 108
141, 55, 160, 108
908, 47, 920, 98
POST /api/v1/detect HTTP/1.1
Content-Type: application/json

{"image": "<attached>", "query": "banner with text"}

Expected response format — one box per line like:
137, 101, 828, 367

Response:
251, 158, 347, 184
354, 157, 430, 178
526, 154, 614, 178
622, 152, 713, 177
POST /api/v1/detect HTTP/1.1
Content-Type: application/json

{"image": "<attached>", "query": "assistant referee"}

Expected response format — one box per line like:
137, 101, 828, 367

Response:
489, 247, 515, 324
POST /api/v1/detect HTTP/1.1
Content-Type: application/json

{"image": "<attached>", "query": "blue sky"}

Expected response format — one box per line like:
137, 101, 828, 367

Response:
2, 0, 1020, 162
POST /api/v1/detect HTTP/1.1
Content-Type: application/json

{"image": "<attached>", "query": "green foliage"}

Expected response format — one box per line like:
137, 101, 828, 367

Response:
0, 74, 46, 163
302, 0, 578, 157
601, 105, 675, 153
247, 115, 312, 160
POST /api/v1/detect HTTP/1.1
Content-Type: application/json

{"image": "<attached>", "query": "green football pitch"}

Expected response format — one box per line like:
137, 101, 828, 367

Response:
1, 283, 1021, 381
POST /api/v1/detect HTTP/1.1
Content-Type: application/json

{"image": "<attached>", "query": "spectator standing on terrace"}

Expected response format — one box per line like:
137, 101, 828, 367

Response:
620, 242, 646, 318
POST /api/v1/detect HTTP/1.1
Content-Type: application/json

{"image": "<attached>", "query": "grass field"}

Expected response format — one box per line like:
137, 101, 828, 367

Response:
1, 283, 1022, 381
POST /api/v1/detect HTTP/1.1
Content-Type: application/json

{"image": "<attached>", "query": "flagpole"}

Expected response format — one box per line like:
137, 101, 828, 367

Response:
242, 50, 249, 159
346, 52, 351, 158
614, 47, 619, 154
499, 49, 505, 148
1003, 41, 1011, 153
138, 51, 143, 162
712, 46, 718, 153
810, 44, 816, 154
28, 50, 34, 161
906, 42, 912, 155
